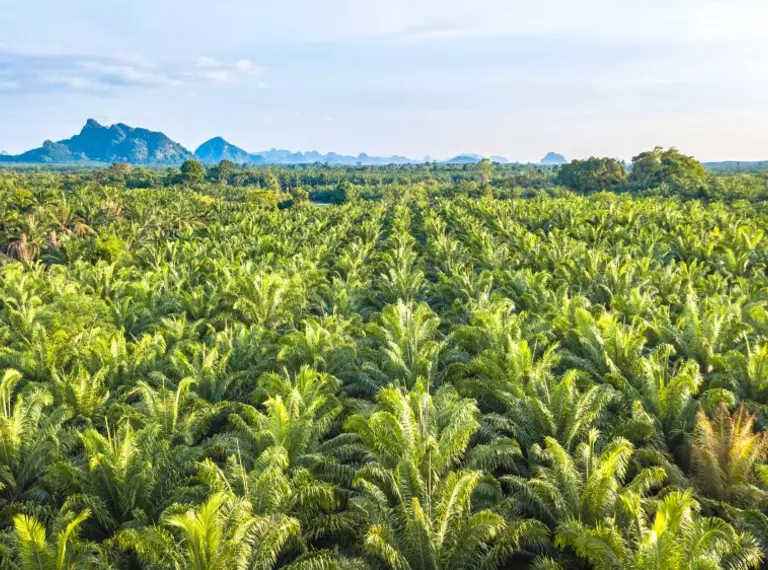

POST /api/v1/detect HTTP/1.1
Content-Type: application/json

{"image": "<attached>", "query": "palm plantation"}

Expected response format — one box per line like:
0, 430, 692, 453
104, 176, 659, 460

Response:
0, 159, 767, 568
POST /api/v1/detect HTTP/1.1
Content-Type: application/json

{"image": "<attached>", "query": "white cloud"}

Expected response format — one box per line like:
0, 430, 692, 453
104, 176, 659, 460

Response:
0, 52, 265, 94
236, 59, 253, 71
188, 58, 262, 82
79, 61, 183, 87
40, 74, 102, 90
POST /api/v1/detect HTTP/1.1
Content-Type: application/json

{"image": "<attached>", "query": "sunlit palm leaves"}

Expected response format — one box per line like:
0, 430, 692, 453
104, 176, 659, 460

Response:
0, 176, 767, 570
692, 404, 768, 506
555, 489, 762, 570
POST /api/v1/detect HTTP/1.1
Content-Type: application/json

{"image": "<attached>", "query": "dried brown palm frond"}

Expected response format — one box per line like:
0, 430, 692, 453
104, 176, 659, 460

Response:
104, 199, 124, 221
73, 220, 95, 237
47, 230, 62, 251
6, 234, 38, 263
692, 403, 768, 506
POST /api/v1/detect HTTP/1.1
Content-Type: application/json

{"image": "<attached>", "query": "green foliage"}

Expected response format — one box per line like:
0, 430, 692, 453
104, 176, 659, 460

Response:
334, 182, 360, 204
555, 489, 762, 570
7, 508, 99, 569
92, 235, 129, 264
180, 160, 206, 185
556, 157, 627, 193
208, 160, 236, 184
629, 146, 708, 193
290, 187, 310, 206
0, 164, 766, 569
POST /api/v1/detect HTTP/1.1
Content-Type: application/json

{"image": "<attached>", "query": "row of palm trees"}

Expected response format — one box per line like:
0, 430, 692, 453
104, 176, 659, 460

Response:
0, 175, 767, 569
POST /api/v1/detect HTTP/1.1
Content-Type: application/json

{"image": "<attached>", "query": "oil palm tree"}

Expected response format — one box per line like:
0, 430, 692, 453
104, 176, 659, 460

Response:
363, 300, 442, 390
225, 367, 350, 485
275, 316, 361, 382
710, 343, 768, 409
3, 508, 99, 569
0, 370, 65, 520
450, 297, 556, 414
50, 367, 109, 424
347, 382, 548, 569
118, 491, 302, 570
503, 430, 666, 529
558, 304, 647, 385
475, 370, 616, 453
692, 404, 768, 507
196, 443, 361, 558
50, 421, 194, 536
373, 233, 426, 306
231, 269, 306, 330
555, 489, 762, 570
129, 377, 214, 445
655, 294, 746, 374
612, 345, 702, 457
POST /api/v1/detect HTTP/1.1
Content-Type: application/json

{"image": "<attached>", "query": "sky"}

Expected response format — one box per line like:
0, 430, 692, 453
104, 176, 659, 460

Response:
1, 0, 767, 162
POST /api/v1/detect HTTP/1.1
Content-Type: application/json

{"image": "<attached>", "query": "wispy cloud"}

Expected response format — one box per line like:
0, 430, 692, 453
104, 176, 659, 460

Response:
79, 61, 183, 87
0, 51, 264, 95
187, 56, 263, 83
390, 27, 474, 44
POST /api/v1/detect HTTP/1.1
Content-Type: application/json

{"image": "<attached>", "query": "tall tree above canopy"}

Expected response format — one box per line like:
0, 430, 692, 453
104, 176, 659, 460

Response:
629, 146, 707, 191
180, 159, 206, 184
556, 157, 627, 193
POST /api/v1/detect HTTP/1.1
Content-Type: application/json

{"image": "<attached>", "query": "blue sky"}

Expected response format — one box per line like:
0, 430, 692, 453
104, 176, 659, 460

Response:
1, 0, 767, 161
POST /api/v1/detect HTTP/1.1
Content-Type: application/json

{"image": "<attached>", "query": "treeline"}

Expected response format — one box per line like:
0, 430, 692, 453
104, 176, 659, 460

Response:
556, 147, 768, 200
3, 146, 767, 204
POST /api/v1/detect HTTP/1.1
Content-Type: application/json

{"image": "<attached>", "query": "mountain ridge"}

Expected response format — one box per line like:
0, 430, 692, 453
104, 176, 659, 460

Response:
1, 120, 512, 166
194, 137, 253, 164
194, 137, 423, 165
0, 119, 192, 164
540, 152, 567, 165
5, 120, 763, 168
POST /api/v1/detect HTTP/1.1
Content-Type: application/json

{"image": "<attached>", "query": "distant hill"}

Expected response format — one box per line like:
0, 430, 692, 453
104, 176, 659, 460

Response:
252, 148, 418, 165
0, 124, 427, 165
2, 121, 766, 170
195, 147, 515, 166
193, 138, 422, 165
703, 160, 768, 172
446, 154, 483, 164
0, 119, 526, 167
195, 137, 252, 164
442, 154, 509, 164
0, 119, 192, 164
540, 152, 566, 165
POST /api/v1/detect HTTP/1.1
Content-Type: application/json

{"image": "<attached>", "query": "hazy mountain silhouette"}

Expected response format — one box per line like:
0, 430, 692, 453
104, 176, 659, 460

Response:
194, 137, 252, 164
195, 138, 422, 165
540, 152, 567, 165
0, 120, 521, 166
0, 119, 192, 164
0, 119, 543, 166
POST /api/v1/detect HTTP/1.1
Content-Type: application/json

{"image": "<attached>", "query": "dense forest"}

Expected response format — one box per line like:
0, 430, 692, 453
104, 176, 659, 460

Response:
1, 149, 768, 569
